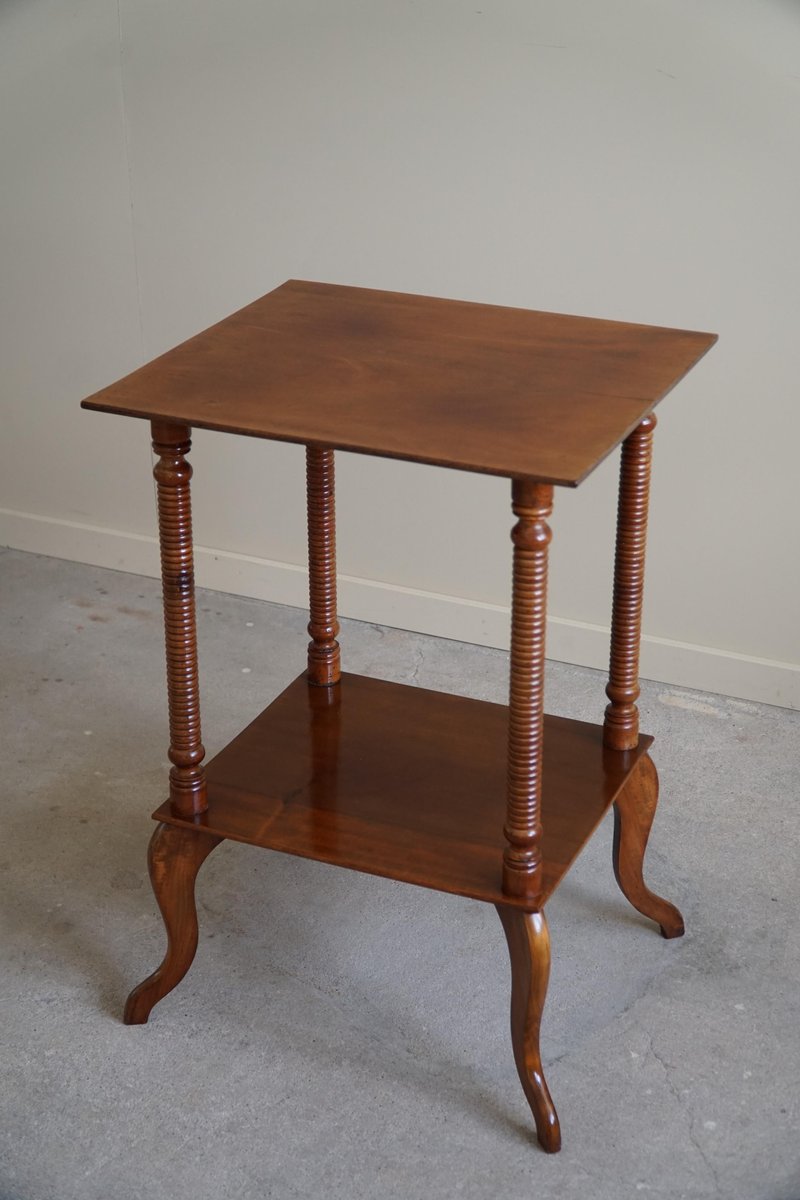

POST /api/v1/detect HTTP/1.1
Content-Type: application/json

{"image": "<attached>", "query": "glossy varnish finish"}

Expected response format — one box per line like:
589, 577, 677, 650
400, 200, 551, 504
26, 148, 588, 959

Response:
88, 282, 713, 1154
82, 280, 717, 486
604, 415, 655, 751
153, 671, 652, 910
496, 907, 561, 1152
124, 822, 222, 1024
151, 421, 207, 817
612, 754, 685, 939
306, 446, 341, 686
503, 482, 553, 902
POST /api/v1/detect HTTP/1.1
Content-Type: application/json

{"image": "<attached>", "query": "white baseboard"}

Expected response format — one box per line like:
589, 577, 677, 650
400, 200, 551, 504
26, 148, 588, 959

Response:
3, 507, 798, 710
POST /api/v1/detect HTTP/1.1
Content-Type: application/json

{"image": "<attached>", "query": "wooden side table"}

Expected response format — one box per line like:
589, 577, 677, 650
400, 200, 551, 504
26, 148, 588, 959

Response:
82, 281, 716, 1152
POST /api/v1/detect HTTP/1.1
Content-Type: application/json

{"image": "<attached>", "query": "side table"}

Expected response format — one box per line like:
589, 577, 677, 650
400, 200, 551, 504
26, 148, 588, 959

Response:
82, 280, 716, 1152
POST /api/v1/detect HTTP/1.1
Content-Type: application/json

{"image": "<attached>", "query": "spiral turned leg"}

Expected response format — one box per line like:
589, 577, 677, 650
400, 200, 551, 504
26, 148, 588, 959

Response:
151, 420, 207, 818
124, 823, 223, 1024
604, 414, 654, 752
502, 481, 553, 903
613, 755, 685, 939
306, 446, 340, 686
496, 906, 561, 1152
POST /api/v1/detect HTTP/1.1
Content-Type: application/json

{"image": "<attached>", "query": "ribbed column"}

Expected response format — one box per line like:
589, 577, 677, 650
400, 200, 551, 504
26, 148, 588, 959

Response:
151, 420, 207, 817
604, 414, 656, 751
502, 481, 553, 902
306, 446, 341, 686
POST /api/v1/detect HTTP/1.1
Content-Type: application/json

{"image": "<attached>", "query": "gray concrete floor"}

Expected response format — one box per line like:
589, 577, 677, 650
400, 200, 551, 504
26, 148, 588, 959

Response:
1, 547, 798, 1200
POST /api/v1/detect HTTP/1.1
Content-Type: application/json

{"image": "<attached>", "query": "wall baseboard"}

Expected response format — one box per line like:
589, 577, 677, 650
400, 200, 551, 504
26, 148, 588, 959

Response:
3, 507, 798, 710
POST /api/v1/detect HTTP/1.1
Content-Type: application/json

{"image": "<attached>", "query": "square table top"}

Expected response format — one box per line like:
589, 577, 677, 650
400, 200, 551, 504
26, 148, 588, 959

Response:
82, 280, 716, 486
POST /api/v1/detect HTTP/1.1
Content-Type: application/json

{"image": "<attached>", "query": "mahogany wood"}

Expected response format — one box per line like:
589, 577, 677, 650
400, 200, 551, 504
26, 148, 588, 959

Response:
603, 414, 655, 751
306, 684, 343, 864
151, 421, 207, 817
306, 446, 341, 686
497, 906, 561, 1152
154, 672, 652, 910
612, 754, 685, 939
79, 283, 715, 1151
503, 482, 553, 902
123, 822, 223, 1024
82, 281, 717, 486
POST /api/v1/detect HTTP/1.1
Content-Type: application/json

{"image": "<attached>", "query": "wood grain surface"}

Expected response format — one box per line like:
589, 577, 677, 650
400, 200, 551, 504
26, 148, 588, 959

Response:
123, 822, 223, 1024
604, 415, 655, 750
496, 906, 561, 1151
151, 421, 207, 817
612, 754, 685, 939
83, 281, 717, 486
503, 481, 553, 902
306, 446, 341, 686
153, 672, 652, 910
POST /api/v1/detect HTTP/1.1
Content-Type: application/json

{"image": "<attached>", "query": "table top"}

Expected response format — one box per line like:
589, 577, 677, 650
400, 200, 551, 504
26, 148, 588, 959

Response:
82, 280, 716, 486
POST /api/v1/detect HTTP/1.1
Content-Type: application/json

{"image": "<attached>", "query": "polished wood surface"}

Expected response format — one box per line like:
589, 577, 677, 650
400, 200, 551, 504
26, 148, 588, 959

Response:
306, 446, 341, 686
612, 754, 685, 939
154, 672, 652, 910
81, 281, 713, 1152
503, 482, 553, 902
604, 415, 655, 751
151, 421, 207, 817
497, 906, 561, 1152
124, 822, 223, 1024
82, 281, 717, 486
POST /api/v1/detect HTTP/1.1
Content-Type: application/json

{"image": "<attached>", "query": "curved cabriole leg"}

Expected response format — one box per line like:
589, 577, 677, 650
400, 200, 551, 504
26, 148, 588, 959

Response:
496, 905, 561, 1153
613, 754, 685, 939
124, 822, 223, 1024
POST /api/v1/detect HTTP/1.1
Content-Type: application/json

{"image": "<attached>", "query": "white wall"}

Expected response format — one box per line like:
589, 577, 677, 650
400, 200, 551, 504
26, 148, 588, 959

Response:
2, 0, 799, 708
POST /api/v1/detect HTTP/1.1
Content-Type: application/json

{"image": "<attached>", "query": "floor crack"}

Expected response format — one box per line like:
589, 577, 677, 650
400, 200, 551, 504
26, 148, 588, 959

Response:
643, 1026, 721, 1195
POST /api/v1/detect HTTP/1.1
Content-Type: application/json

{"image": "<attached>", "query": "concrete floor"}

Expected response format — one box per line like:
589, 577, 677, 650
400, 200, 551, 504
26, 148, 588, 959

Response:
1, 547, 798, 1200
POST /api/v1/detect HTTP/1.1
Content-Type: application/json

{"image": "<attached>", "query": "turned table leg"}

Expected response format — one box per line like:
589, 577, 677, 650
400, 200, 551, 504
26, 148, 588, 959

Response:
306, 446, 340, 686
305, 445, 342, 856
502, 481, 552, 902
604, 415, 685, 937
125, 421, 214, 1024
501, 480, 560, 1150
603, 414, 654, 752
151, 420, 207, 818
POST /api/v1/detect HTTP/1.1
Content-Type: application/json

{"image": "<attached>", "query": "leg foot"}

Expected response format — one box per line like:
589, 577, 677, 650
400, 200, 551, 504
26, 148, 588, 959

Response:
124, 822, 223, 1024
613, 754, 685, 939
496, 905, 561, 1152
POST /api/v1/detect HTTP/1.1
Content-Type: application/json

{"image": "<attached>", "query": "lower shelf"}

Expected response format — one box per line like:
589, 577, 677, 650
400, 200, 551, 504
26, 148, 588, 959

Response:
155, 671, 652, 909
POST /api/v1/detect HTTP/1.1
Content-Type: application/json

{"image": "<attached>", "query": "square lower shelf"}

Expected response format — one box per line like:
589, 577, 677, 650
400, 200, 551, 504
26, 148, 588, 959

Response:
154, 672, 652, 909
